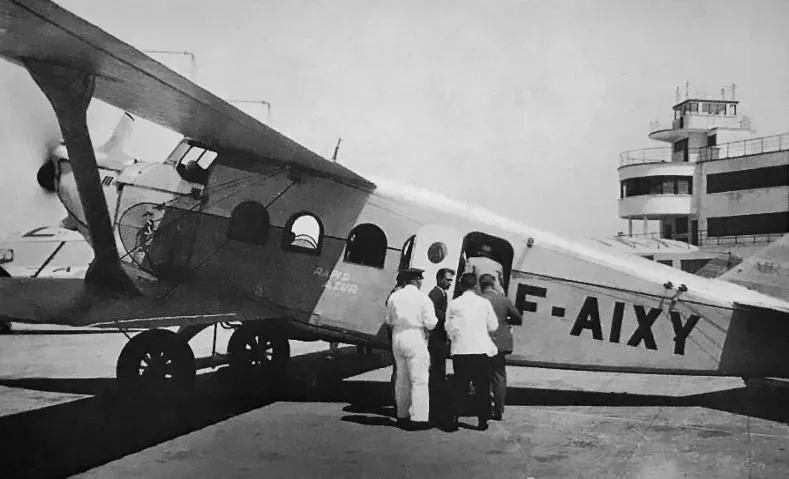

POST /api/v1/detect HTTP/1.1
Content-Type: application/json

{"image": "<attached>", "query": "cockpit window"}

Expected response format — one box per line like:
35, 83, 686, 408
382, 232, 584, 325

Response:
197, 150, 218, 169
180, 146, 204, 165
175, 145, 218, 184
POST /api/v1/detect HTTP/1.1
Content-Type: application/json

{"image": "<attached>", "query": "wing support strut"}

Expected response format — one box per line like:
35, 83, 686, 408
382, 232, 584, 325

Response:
23, 59, 139, 296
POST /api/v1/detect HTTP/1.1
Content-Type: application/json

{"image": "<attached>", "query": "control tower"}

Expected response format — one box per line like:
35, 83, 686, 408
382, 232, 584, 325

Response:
617, 83, 788, 259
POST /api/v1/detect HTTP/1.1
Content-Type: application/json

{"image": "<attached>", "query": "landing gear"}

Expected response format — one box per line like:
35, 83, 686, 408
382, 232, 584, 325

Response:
116, 329, 196, 390
227, 323, 290, 379
0, 321, 11, 335
356, 344, 373, 356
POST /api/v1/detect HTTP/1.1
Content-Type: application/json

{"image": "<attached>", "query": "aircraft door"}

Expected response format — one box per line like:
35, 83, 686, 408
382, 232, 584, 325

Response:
408, 224, 464, 293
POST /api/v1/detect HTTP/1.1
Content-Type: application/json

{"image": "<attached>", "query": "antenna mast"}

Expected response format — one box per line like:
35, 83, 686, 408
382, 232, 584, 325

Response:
332, 137, 343, 162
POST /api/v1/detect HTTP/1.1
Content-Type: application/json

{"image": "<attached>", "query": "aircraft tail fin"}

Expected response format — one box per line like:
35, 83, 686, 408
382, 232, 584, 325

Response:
720, 233, 789, 300
97, 112, 134, 154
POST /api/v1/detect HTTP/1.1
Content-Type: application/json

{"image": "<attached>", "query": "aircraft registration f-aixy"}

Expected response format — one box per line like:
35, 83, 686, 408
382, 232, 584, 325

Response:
1, 0, 789, 390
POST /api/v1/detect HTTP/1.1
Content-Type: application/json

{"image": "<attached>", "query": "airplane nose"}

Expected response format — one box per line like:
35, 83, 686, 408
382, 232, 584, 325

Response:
37, 158, 57, 192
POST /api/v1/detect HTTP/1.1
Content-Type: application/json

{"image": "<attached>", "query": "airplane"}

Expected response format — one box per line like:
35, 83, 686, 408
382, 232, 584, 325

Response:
715, 233, 789, 301
1, 0, 789, 394
0, 109, 134, 333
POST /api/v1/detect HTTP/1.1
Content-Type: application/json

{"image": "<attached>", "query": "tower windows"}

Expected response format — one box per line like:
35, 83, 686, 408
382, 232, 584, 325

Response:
620, 176, 693, 198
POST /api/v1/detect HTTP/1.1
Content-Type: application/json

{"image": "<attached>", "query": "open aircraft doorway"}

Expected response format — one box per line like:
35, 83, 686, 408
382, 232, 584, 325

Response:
458, 231, 514, 296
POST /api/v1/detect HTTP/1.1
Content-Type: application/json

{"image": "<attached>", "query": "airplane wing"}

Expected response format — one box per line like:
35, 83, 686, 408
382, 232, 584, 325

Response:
719, 233, 789, 301
0, 0, 374, 189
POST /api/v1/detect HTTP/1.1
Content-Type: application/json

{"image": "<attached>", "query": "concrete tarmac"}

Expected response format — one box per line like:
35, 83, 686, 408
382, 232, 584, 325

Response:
2, 325, 789, 478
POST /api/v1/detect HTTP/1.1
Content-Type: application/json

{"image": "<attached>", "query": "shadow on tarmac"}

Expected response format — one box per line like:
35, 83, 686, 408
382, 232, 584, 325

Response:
3, 350, 789, 478
0, 346, 392, 479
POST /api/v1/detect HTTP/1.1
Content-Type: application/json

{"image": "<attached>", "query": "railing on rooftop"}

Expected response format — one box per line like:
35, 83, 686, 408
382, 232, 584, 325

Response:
649, 114, 751, 133
619, 230, 785, 247
619, 132, 789, 167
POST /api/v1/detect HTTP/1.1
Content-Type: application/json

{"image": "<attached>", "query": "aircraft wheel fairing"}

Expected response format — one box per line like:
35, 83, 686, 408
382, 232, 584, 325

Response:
116, 329, 196, 389
228, 324, 290, 378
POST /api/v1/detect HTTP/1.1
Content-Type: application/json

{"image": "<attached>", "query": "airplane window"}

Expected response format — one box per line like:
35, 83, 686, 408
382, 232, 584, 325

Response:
176, 146, 218, 185
344, 223, 387, 268
164, 141, 190, 165
427, 242, 447, 263
197, 150, 218, 169
180, 146, 204, 165
283, 213, 322, 254
228, 201, 269, 245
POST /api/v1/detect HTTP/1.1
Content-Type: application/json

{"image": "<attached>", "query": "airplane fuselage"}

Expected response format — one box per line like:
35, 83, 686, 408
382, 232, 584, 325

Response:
48, 138, 789, 378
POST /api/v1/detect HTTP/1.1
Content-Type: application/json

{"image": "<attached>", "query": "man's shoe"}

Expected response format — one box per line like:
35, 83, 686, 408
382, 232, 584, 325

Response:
410, 421, 432, 431
478, 419, 489, 431
396, 417, 411, 429
441, 417, 459, 432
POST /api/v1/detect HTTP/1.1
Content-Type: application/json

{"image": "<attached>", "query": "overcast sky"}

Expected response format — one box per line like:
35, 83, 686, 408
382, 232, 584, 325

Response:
2, 0, 788, 238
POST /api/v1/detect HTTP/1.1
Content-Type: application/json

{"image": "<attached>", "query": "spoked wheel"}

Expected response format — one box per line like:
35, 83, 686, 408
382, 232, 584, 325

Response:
116, 329, 196, 391
228, 324, 290, 379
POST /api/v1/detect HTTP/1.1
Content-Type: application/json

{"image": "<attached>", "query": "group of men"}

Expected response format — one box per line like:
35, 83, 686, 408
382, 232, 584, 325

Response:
384, 255, 522, 431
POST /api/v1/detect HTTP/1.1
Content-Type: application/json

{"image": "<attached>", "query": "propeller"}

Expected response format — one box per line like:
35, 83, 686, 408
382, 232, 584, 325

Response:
35, 111, 136, 193
0, 63, 135, 237
0, 63, 65, 234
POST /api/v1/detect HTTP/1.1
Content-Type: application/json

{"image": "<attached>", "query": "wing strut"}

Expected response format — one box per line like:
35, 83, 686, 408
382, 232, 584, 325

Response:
23, 59, 138, 296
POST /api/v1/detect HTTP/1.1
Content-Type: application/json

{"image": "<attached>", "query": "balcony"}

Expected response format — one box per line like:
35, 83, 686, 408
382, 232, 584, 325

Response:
647, 115, 751, 142
619, 132, 789, 167
673, 114, 751, 131
619, 195, 692, 219
627, 230, 784, 248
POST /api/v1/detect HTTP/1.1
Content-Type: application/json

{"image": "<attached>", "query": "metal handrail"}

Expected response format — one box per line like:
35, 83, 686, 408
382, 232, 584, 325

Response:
619, 132, 789, 167
619, 230, 785, 246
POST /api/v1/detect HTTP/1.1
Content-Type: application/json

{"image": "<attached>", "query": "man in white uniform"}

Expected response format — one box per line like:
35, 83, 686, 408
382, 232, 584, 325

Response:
445, 272, 499, 430
384, 268, 438, 429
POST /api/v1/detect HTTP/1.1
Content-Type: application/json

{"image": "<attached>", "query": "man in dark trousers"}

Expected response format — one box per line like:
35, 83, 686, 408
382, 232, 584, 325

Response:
427, 268, 454, 423
479, 273, 522, 421
446, 272, 498, 431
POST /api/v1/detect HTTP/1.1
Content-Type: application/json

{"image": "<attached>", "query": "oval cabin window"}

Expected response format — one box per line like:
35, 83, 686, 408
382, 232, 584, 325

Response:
344, 223, 387, 268
284, 213, 323, 254
228, 201, 269, 245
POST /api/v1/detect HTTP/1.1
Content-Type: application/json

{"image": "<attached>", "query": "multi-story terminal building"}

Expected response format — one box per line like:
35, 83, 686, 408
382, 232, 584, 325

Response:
617, 84, 789, 273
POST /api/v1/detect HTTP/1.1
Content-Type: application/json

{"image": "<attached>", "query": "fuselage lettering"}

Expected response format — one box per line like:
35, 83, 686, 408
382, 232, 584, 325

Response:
515, 283, 547, 314
569, 296, 603, 340
669, 311, 700, 355
101, 175, 114, 187
567, 295, 699, 356
626, 305, 659, 350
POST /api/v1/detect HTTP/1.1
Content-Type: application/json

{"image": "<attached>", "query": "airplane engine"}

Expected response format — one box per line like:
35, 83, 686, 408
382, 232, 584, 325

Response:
36, 158, 57, 192
50, 113, 136, 244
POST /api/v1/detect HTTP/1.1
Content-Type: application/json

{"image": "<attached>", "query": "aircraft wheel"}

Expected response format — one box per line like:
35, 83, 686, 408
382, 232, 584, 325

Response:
228, 324, 290, 378
116, 329, 196, 390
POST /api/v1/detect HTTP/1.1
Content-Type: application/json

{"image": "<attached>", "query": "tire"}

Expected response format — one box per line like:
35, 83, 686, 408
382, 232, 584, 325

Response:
228, 323, 290, 379
116, 329, 196, 390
